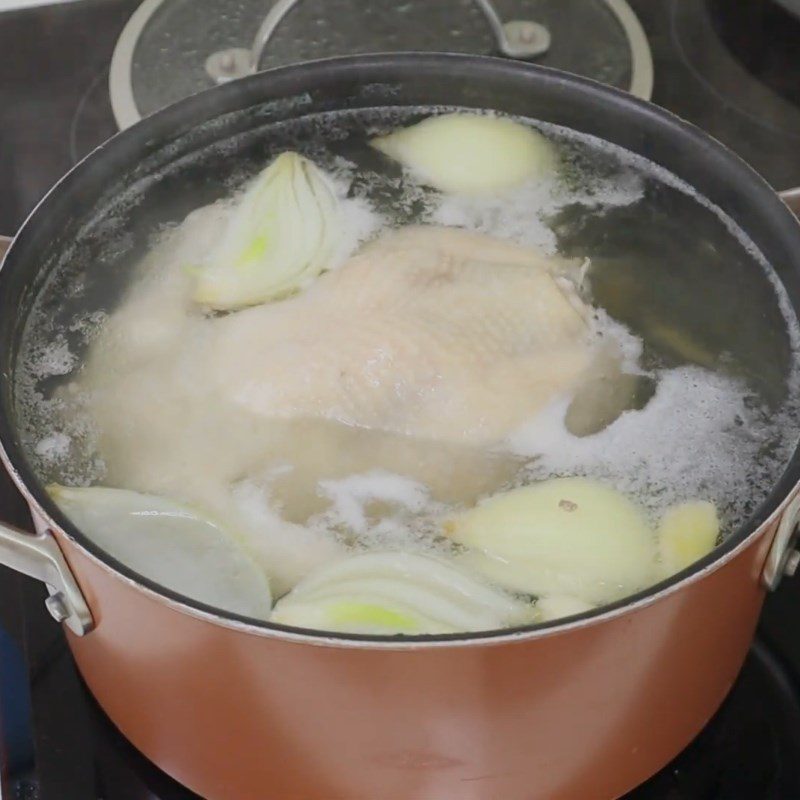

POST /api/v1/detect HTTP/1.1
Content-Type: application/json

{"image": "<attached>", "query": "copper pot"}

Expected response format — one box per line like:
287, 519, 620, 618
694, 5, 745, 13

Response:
1, 55, 800, 800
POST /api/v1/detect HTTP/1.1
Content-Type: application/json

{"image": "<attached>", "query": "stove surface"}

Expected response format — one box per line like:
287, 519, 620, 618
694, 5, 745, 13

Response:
1, 1, 800, 798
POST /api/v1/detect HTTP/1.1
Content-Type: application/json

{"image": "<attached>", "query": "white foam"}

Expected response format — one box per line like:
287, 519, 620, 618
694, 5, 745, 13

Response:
34, 432, 71, 462
68, 310, 108, 341
429, 144, 644, 256
26, 336, 77, 378
588, 309, 644, 372
317, 470, 432, 534
229, 478, 344, 596
507, 365, 776, 522
431, 178, 560, 254
329, 181, 384, 268
300, 470, 453, 557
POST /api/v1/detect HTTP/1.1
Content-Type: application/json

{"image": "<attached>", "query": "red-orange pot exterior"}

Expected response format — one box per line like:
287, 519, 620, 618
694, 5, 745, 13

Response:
53, 506, 782, 800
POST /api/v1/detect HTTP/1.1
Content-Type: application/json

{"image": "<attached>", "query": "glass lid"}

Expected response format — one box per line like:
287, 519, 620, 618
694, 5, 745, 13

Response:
109, 0, 653, 128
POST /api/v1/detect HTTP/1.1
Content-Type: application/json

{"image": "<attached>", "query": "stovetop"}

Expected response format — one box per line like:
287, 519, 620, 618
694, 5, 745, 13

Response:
1, 1, 800, 798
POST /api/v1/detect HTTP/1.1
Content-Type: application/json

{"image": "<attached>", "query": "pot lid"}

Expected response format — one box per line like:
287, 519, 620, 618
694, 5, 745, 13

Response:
109, 0, 653, 129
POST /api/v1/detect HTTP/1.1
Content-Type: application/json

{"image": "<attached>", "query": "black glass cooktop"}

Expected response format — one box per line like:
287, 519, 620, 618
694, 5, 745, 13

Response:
1, 0, 800, 797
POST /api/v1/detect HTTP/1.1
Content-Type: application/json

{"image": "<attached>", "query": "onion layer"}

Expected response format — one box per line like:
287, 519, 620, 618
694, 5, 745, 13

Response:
371, 113, 554, 195
271, 551, 533, 635
193, 152, 340, 310
658, 500, 719, 577
445, 477, 657, 604
49, 485, 272, 619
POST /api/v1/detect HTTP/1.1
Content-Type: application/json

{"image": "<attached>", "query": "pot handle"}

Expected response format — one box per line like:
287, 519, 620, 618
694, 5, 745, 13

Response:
763, 493, 800, 590
781, 187, 800, 218
762, 190, 800, 590
0, 234, 93, 635
0, 521, 94, 635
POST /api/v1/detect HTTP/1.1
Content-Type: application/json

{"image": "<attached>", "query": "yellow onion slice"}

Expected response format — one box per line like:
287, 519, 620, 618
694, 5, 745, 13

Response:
446, 477, 657, 604
658, 500, 719, 577
49, 485, 272, 619
272, 551, 532, 635
193, 152, 340, 310
371, 113, 554, 195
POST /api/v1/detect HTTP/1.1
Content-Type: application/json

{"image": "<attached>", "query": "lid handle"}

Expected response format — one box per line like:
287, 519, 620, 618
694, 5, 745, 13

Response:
205, 0, 551, 84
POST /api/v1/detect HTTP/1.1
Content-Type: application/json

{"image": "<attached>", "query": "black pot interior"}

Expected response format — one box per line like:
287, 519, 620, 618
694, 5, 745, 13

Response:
2, 54, 800, 641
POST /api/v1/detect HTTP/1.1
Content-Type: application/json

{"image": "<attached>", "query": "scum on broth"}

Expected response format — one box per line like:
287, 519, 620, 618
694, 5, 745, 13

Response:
12, 106, 800, 624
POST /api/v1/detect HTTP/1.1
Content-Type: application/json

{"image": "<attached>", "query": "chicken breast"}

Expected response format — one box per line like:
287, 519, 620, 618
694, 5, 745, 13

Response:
207, 226, 591, 443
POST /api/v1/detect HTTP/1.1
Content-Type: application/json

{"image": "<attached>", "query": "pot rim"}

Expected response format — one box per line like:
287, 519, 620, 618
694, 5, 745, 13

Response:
2, 51, 800, 649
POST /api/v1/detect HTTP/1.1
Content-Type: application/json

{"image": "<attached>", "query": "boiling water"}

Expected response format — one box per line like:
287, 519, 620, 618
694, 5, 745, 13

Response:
14, 106, 800, 616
